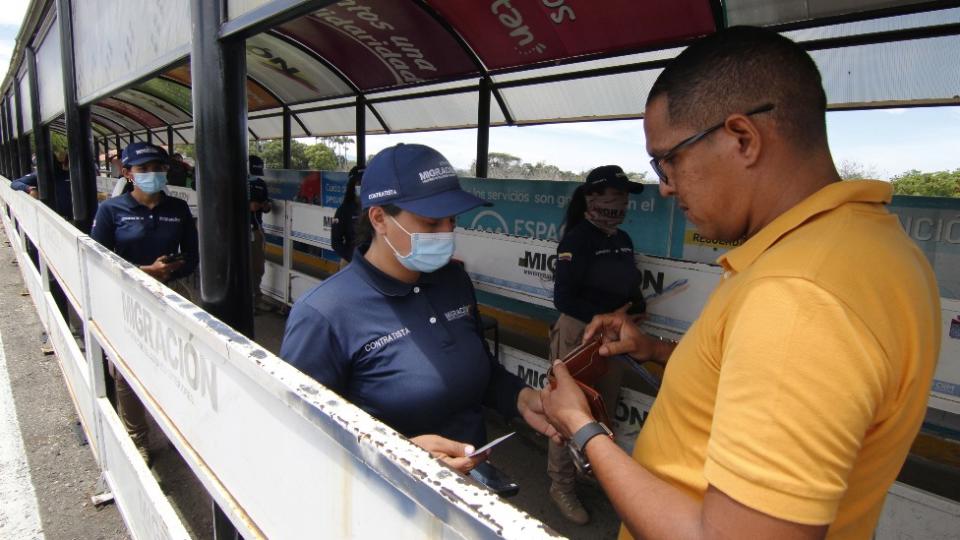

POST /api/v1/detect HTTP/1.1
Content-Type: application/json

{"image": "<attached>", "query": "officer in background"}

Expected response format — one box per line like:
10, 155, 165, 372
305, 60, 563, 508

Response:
248, 155, 273, 311
90, 142, 198, 464
331, 164, 365, 268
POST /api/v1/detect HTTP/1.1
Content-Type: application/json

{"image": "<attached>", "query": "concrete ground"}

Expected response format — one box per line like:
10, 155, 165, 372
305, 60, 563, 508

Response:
0, 227, 128, 540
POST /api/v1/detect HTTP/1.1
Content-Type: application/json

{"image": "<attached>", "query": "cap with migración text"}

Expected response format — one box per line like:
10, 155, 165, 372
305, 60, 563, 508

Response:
122, 142, 169, 167
361, 143, 491, 218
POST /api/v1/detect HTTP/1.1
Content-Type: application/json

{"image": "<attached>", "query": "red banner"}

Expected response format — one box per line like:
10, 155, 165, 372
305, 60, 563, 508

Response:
277, 0, 478, 91
428, 0, 716, 70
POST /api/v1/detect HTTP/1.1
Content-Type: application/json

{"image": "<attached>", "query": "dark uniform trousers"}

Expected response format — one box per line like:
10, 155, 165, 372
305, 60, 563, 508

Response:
251, 227, 265, 301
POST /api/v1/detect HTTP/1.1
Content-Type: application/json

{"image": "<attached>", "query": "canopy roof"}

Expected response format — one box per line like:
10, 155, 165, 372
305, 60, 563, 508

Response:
4, 0, 958, 143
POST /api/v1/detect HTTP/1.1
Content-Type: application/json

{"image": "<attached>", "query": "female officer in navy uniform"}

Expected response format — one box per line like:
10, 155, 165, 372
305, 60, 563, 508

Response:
281, 143, 557, 474
547, 165, 645, 524
331, 164, 365, 267
90, 142, 198, 464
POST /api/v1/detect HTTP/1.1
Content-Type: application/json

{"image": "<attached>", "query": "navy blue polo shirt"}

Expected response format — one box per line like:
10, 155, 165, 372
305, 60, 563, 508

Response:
90, 193, 198, 281
280, 249, 526, 447
554, 220, 642, 323
249, 175, 270, 229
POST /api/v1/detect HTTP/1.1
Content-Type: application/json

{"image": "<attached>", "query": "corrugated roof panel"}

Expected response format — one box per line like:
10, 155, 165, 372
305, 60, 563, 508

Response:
91, 105, 146, 133
500, 70, 662, 124
784, 7, 960, 41
370, 91, 505, 132
115, 89, 192, 125
101, 98, 166, 129
248, 113, 310, 139
296, 106, 383, 137
814, 35, 960, 106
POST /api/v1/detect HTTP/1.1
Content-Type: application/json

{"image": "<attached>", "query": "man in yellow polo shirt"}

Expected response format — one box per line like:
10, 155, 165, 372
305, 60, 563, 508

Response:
541, 26, 940, 540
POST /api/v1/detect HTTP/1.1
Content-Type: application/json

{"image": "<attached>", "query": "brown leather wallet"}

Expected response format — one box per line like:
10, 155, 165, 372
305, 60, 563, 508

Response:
548, 338, 613, 427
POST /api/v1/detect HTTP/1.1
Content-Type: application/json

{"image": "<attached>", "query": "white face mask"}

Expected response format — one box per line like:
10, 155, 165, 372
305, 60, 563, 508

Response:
383, 216, 455, 273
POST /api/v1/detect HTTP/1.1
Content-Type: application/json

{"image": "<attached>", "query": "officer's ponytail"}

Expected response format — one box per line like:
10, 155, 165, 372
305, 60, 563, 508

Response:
560, 184, 588, 241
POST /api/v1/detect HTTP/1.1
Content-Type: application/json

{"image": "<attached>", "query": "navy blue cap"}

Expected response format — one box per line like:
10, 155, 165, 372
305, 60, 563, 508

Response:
361, 144, 490, 218
585, 165, 644, 194
122, 142, 168, 167
249, 155, 264, 175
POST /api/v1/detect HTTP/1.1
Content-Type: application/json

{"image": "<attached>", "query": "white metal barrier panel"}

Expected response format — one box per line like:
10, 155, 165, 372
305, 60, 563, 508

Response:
1, 179, 558, 539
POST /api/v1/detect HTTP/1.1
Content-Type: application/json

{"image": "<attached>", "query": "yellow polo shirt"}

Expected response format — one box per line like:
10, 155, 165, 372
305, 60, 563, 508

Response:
623, 181, 940, 539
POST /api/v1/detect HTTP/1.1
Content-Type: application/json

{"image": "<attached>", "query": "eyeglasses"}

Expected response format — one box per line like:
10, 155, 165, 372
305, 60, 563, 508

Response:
649, 103, 775, 185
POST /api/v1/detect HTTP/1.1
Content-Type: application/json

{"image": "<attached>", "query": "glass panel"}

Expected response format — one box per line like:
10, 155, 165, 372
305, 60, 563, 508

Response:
246, 33, 353, 104
37, 19, 65, 122
277, 1, 477, 91
19, 76, 32, 132
500, 69, 662, 123
73, 0, 191, 102
10, 90, 18, 134
428, 0, 714, 71
727, 0, 932, 27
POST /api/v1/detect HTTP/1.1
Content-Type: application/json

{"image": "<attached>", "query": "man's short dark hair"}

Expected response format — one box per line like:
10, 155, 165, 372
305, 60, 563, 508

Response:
648, 26, 828, 150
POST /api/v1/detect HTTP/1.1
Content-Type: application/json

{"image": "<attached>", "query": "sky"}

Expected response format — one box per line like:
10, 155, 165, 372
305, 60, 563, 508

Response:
1, 1, 957, 181
362, 106, 960, 181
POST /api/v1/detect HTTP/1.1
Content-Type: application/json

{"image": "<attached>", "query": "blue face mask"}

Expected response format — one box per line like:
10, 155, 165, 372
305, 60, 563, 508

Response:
384, 216, 455, 273
133, 172, 167, 194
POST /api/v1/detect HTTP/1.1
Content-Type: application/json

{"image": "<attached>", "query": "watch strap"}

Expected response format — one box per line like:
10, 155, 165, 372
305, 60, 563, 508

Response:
571, 421, 612, 453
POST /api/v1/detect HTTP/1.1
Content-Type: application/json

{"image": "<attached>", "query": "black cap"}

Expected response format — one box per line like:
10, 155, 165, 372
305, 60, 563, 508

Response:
584, 165, 643, 194
249, 155, 264, 175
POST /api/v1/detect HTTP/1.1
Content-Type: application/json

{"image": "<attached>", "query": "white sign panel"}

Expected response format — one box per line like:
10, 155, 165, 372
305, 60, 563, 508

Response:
636, 254, 722, 334
36, 203, 84, 313
260, 199, 286, 237
165, 186, 198, 217
498, 345, 654, 453
289, 202, 335, 250
455, 229, 557, 307
931, 298, 960, 414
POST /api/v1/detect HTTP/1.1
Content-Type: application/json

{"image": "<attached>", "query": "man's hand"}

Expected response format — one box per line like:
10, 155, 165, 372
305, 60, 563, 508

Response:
410, 434, 487, 474
583, 310, 664, 364
140, 255, 185, 283
27, 187, 40, 199
540, 361, 595, 439
517, 387, 562, 444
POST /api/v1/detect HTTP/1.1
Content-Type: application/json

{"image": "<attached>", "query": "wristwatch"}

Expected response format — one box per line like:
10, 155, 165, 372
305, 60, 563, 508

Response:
568, 421, 614, 476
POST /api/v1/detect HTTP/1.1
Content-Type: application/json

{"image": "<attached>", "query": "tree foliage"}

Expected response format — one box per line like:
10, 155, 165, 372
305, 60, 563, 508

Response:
891, 169, 960, 198
247, 139, 340, 171
470, 152, 647, 182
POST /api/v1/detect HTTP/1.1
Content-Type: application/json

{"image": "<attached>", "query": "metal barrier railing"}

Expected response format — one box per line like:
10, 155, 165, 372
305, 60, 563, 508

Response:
1, 177, 559, 539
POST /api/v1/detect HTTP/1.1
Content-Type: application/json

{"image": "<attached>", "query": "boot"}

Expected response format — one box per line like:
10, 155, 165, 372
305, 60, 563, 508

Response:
549, 483, 589, 525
